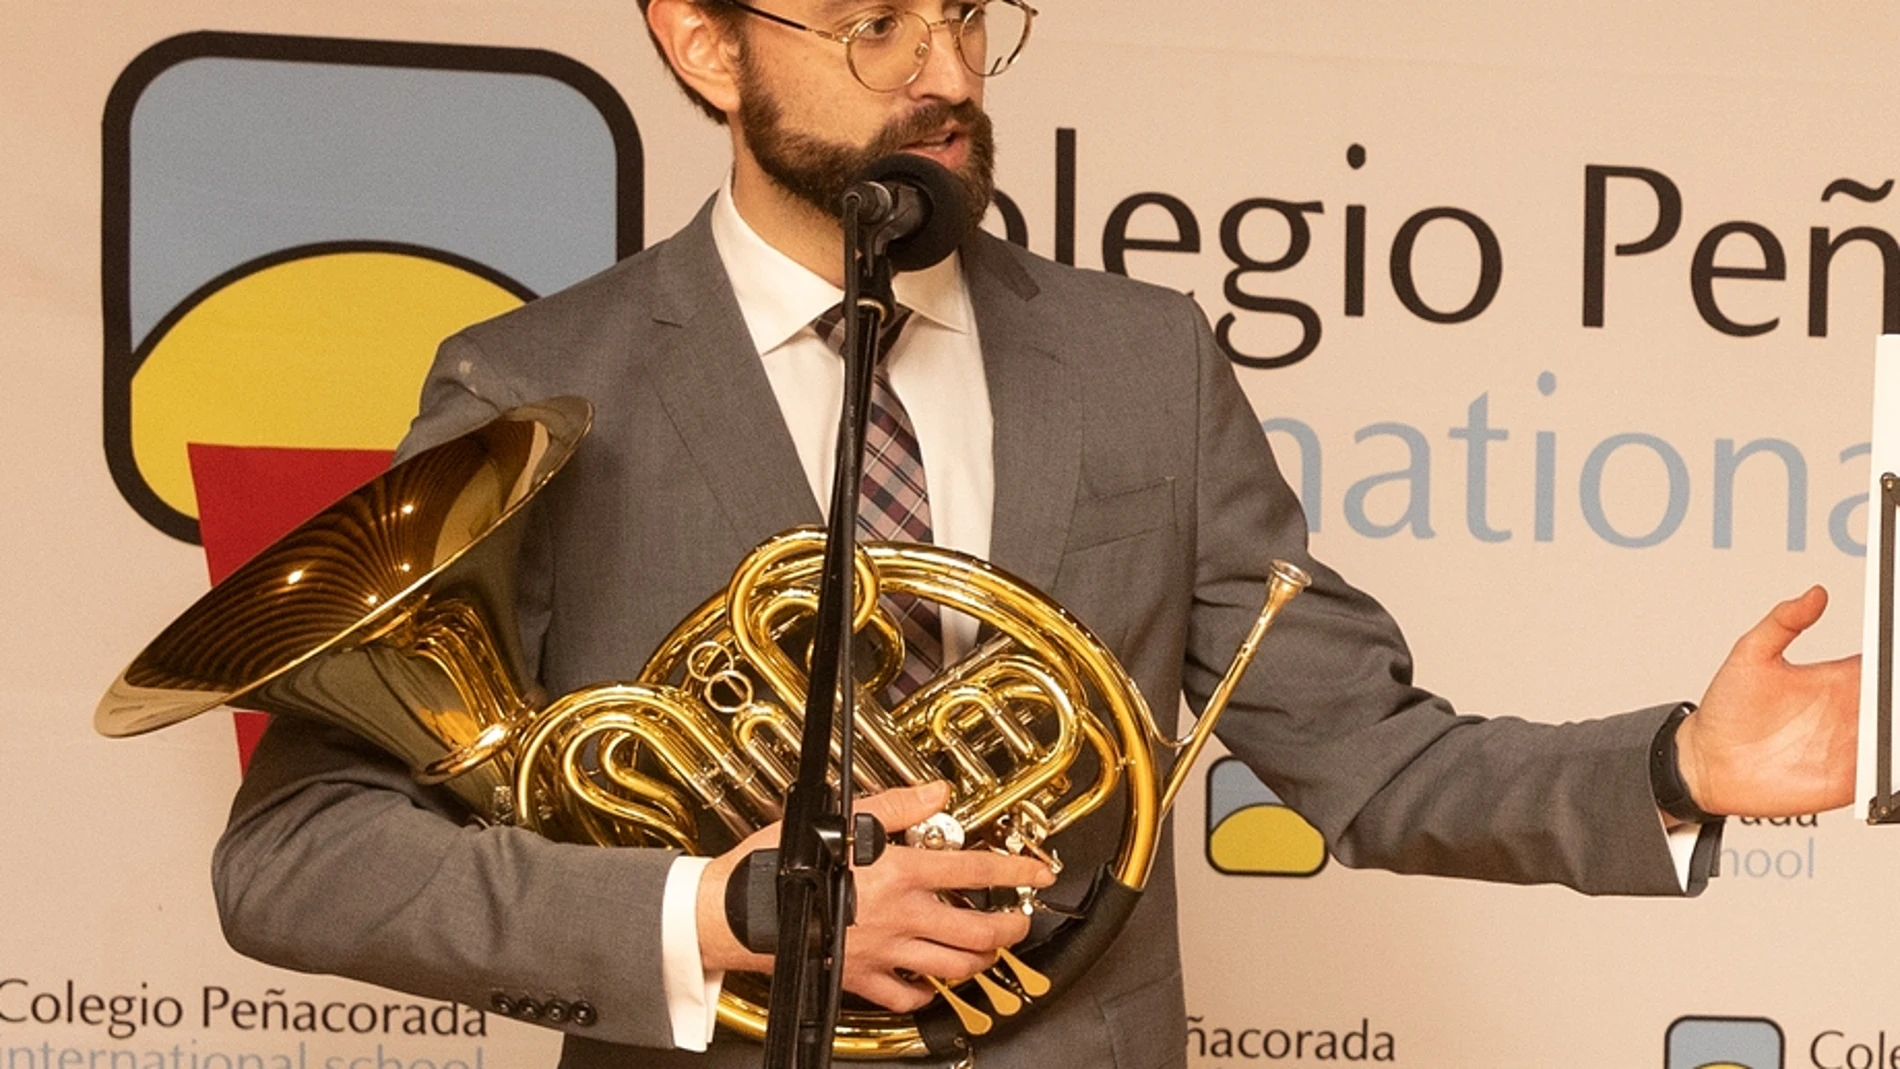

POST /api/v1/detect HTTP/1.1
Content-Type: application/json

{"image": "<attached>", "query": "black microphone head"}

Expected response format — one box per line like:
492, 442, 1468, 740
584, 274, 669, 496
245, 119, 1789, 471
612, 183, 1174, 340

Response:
857, 153, 974, 272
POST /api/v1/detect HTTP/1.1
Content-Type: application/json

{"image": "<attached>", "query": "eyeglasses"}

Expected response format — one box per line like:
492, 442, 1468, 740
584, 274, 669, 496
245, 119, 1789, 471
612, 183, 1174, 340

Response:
715, 0, 1037, 93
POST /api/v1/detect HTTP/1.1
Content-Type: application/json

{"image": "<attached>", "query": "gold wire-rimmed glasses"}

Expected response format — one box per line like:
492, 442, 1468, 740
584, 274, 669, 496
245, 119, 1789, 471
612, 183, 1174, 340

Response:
715, 0, 1037, 93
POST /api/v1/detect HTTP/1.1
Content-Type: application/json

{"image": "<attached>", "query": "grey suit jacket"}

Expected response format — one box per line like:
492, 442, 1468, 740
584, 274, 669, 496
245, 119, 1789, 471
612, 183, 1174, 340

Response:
212, 204, 1692, 1069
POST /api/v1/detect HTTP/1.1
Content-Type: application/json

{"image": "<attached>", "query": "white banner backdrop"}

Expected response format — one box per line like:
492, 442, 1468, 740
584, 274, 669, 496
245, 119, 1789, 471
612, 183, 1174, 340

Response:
4, 4, 1895, 1068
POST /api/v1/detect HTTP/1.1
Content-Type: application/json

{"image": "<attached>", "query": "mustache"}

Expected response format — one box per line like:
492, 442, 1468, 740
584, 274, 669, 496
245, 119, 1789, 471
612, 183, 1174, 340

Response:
869, 100, 990, 155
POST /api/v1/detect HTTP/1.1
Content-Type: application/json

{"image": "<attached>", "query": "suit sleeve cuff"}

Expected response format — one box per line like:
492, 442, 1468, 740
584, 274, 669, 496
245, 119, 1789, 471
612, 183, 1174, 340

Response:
1663, 815, 1725, 896
661, 855, 724, 1050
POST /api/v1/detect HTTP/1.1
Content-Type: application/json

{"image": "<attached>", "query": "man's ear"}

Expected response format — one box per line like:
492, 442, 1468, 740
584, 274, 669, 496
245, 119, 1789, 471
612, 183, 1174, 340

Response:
647, 0, 744, 117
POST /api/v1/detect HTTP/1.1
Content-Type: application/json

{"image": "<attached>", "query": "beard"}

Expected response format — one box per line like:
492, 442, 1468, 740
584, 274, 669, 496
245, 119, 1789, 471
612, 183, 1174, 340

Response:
737, 67, 996, 228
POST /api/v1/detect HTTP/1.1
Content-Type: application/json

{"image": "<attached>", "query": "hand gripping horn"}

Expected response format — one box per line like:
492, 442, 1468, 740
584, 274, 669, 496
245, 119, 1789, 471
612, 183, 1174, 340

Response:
98, 397, 1310, 1060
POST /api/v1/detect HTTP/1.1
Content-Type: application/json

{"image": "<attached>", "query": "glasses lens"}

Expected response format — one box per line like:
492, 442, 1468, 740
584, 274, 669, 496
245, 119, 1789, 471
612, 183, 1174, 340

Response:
960, 1, 1030, 78
847, 10, 931, 92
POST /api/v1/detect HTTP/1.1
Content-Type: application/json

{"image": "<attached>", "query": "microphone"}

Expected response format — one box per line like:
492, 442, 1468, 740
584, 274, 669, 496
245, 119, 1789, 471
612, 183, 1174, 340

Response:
845, 153, 974, 272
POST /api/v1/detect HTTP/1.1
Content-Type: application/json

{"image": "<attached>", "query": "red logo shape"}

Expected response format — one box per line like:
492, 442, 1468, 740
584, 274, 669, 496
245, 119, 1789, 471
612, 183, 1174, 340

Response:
189, 443, 393, 767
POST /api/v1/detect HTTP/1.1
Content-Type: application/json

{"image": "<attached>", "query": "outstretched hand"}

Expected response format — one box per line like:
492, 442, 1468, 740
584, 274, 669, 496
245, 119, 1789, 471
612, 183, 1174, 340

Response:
1677, 586, 1860, 818
697, 782, 1055, 1011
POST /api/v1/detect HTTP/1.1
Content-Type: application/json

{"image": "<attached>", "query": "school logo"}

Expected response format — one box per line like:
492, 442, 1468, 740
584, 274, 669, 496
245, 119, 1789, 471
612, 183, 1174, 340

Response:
1205, 756, 1328, 876
102, 31, 642, 545
101, 31, 641, 762
1665, 1016, 1785, 1069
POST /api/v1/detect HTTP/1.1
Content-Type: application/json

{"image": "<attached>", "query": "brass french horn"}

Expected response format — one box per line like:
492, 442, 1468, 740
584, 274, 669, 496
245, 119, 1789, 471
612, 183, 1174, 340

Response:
97, 397, 1309, 1060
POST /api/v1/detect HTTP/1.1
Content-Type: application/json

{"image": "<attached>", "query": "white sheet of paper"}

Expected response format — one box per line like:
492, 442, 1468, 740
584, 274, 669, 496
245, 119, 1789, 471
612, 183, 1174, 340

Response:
1855, 335, 1900, 820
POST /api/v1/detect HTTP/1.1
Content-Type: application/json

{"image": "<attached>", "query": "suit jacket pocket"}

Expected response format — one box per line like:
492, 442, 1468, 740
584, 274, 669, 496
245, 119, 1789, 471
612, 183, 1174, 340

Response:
1066, 478, 1175, 552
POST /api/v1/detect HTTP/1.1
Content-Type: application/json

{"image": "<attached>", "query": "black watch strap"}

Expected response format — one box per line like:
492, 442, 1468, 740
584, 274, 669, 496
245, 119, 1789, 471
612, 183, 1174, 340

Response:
1650, 704, 1720, 825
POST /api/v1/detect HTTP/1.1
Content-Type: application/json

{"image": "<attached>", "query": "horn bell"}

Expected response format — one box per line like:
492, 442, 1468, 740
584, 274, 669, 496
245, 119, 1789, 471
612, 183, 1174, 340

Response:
96, 396, 593, 819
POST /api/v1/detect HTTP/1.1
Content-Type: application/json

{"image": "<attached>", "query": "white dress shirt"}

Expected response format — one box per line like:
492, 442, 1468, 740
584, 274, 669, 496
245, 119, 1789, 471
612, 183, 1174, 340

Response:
658, 182, 994, 1049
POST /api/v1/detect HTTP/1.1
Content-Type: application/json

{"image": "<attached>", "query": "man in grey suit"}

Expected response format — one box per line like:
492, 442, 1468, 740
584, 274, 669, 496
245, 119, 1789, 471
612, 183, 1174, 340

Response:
213, 2, 1861, 1067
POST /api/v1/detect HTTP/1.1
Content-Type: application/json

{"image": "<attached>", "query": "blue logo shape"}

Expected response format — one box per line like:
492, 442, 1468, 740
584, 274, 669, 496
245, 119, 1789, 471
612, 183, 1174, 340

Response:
1665, 1016, 1784, 1069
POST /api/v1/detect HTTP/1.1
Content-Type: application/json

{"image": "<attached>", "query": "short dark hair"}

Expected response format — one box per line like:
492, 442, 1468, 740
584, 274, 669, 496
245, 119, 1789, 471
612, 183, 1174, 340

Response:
638, 0, 745, 125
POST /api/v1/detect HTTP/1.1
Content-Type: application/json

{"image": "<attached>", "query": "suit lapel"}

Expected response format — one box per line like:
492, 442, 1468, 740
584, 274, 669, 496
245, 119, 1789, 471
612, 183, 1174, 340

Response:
966, 235, 1082, 593
636, 216, 1082, 587
643, 204, 823, 549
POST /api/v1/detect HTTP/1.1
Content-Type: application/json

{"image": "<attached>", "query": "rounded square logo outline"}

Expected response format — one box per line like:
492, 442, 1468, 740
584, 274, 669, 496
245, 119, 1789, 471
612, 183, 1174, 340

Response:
1665, 1014, 1786, 1069
101, 31, 644, 543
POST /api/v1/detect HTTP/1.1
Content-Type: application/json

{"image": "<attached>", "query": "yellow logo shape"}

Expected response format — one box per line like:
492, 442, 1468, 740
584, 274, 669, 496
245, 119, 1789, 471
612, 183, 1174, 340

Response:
1208, 803, 1328, 875
132, 249, 524, 518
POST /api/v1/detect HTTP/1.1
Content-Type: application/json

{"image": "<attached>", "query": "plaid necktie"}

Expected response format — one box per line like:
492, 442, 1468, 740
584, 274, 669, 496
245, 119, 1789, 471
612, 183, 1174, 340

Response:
813, 302, 943, 699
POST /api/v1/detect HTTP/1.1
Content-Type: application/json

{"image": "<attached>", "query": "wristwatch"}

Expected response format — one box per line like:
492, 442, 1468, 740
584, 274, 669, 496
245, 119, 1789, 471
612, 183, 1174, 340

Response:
1649, 703, 1720, 824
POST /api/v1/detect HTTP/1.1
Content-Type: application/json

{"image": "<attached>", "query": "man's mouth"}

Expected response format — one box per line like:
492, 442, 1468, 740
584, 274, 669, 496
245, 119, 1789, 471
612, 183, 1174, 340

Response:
900, 127, 967, 167
907, 130, 958, 150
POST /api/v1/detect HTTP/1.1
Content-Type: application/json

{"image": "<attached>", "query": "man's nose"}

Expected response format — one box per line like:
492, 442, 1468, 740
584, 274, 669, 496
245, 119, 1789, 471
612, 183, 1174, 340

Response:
905, 18, 977, 102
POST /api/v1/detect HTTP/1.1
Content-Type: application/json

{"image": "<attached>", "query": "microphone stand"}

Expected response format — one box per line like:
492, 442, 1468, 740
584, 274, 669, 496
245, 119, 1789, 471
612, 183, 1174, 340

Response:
758, 188, 903, 1069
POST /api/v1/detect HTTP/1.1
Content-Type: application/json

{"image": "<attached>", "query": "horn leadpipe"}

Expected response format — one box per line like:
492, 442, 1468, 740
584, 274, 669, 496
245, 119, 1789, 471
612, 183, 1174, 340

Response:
1157, 559, 1312, 816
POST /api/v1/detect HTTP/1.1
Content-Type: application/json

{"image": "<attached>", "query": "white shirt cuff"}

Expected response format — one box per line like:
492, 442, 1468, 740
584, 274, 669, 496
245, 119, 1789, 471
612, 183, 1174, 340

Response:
1663, 817, 1700, 890
661, 855, 725, 1050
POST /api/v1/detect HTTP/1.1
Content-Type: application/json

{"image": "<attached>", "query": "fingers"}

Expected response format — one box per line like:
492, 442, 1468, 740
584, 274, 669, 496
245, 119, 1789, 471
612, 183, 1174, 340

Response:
884, 938, 1009, 983
857, 886, 1034, 952
1730, 585, 1829, 663
852, 782, 1055, 887
891, 843, 1054, 892
854, 781, 953, 832
842, 912, 1028, 1012
854, 845, 1046, 953
848, 971, 936, 1013
1771, 585, 1829, 633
